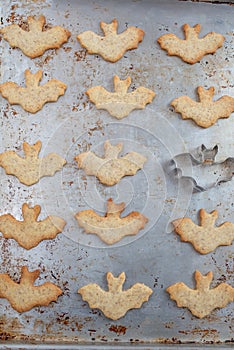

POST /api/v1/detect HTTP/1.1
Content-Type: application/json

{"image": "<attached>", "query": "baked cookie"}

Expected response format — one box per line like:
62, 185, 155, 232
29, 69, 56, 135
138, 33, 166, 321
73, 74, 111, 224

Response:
78, 272, 152, 320
0, 140, 66, 186
0, 266, 62, 312
171, 86, 234, 128
0, 69, 67, 113
86, 75, 155, 119
173, 209, 234, 254
77, 19, 144, 62
75, 198, 148, 244
75, 140, 146, 186
167, 271, 234, 318
0, 203, 66, 249
0, 15, 70, 58
157, 24, 224, 64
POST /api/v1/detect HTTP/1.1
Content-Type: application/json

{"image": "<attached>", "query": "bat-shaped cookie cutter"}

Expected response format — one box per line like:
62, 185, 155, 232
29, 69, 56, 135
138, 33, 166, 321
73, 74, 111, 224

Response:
169, 144, 234, 192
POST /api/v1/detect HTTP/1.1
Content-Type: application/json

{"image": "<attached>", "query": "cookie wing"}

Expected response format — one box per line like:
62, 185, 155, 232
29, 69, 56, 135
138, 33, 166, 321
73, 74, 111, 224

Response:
122, 283, 153, 309
131, 87, 156, 108
0, 82, 23, 104
214, 96, 234, 116
173, 217, 202, 242
39, 26, 71, 51
167, 282, 198, 309
201, 32, 225, 54
77, 31, 104, 53
39, 80, 67, 103
20, 282, 63, 311
118, 26, 145, 52
210, 284, 234, 309
39, 153, 66, 178
0, 151, 26, 177
157, 34, 185, 57
123, 152, 147, 174
0, 25, 26, 48
78, 283, 107, 309
75, 151, 104, 177
171, 95, 200, 120
0, 214, 20, 238
86, 86, 112, 108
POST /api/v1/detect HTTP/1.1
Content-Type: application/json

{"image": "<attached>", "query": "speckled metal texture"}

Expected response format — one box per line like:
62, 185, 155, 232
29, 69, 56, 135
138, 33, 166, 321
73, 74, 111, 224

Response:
0, 0, 233, 348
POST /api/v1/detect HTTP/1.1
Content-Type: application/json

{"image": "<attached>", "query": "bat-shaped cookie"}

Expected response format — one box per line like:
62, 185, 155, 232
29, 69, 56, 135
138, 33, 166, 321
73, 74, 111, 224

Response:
86, 75, 155, 119
75, 198, 148, 244
0, 203, 66, 249
78, 272, 152, 320
77, 19, 144, 62
0, 140, 66, 186
167, 270, 234, 318
171, 86, 234, 128
173, 209, 234, 254
0, 69, 67, 113
0, 15, 71, 58
0, 266, 62, 312
157, 24, 224, 64
75, 140, 147, 186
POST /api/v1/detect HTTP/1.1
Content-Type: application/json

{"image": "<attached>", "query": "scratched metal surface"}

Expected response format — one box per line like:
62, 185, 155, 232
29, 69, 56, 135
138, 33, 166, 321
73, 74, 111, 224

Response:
0, 0, 233, 348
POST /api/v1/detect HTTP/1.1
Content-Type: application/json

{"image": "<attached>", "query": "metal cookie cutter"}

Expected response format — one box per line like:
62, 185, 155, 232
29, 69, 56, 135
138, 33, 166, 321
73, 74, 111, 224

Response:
169, 144, 234, 192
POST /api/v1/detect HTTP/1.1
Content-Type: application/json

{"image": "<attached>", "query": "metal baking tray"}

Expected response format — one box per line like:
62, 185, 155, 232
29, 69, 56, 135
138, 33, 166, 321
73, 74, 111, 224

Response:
0, 0, 233, 348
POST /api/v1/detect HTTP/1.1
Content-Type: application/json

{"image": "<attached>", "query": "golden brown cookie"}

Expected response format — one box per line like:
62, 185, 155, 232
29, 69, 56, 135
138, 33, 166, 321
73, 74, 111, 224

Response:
75, 198, 148, 244
77, 19, 144, 62
78, 272, 152, 320
157, 24, 224, 64
0, 15, 70, 58
86, 75, 155, 119
0, 69, 67, 113
0, 266, 62, 312
167, 271, 234, 318
0, 140, 66, 186
171, 86, 234, 128
173, 209, 234, 254
75, 140, 146, 186
0, 203, 66, 249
